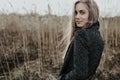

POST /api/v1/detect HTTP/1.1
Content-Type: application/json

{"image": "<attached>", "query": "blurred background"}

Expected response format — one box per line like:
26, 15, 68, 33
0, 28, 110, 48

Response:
0, 0, 120, 80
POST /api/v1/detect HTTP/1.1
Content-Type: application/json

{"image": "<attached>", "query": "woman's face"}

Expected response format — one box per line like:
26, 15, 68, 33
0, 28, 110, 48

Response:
75, 3, 89, 27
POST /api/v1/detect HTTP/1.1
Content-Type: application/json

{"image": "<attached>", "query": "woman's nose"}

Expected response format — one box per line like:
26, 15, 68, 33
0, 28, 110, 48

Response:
75, 14, 79, 18
75, 13, 81, 19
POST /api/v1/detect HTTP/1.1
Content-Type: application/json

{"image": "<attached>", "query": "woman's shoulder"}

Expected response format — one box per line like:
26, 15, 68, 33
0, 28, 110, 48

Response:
75, 28, 104, 44
74, 29, 90, 44
75, 29, 87, 38
86, 28, 104, 46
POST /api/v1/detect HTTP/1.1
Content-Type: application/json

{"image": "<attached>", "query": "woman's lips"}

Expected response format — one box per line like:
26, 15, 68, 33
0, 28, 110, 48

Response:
76, 21, 82, 24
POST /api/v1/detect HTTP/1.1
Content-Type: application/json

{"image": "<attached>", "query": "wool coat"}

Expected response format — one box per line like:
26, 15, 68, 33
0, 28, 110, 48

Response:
58, 21, 104, 80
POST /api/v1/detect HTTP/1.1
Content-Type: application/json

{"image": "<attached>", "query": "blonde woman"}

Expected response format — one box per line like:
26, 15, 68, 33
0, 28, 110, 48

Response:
58, 0, 104, 80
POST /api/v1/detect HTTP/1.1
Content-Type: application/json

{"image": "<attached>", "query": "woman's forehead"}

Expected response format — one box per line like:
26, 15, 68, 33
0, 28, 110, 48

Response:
75, 3, 89, 11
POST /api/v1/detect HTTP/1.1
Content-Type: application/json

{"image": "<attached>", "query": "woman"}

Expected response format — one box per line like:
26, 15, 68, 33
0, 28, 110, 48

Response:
58, 0, 104, 80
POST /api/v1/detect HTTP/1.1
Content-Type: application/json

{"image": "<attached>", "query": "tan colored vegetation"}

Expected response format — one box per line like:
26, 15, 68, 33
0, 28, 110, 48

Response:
0, 13, 119, 80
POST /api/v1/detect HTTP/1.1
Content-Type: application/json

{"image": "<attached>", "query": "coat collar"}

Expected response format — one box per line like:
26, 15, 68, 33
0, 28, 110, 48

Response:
86, 21, 100, 30
75, 21, 100, 31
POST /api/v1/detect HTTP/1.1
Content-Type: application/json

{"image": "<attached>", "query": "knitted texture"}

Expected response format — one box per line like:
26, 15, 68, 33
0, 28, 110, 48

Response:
58, 22, 104, 80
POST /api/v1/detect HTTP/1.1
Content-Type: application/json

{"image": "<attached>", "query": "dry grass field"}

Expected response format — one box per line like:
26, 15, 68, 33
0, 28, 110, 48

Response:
0, 13, 119, 80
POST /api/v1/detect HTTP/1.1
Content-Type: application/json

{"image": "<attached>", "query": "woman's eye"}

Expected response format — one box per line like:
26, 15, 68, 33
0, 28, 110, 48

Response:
75, 11, 77, 15
79, 11, 85, 14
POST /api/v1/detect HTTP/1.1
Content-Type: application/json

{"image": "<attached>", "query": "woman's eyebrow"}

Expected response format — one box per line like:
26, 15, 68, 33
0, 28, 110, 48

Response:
79, 10, 84, 11
75, 9, 84, 11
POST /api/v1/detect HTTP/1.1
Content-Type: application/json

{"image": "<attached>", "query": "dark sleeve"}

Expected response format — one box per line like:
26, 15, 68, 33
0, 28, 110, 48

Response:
64, 30, 90, 80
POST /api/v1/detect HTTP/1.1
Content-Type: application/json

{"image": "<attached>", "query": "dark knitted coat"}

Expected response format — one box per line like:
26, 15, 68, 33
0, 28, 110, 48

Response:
58, 22, 104, 80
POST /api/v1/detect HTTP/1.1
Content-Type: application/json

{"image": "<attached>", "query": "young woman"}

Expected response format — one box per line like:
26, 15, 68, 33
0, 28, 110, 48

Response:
57, 0, 104, 80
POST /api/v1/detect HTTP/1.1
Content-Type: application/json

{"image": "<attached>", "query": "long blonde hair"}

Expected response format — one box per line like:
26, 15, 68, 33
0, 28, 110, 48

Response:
70, 0, 99, 41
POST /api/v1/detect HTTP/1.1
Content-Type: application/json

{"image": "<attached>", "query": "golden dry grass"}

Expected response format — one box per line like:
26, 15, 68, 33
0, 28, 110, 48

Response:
0, 13, 119, 80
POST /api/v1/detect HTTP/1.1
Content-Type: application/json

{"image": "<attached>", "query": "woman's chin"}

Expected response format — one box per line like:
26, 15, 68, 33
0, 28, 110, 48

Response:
76, 24, 84, 28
